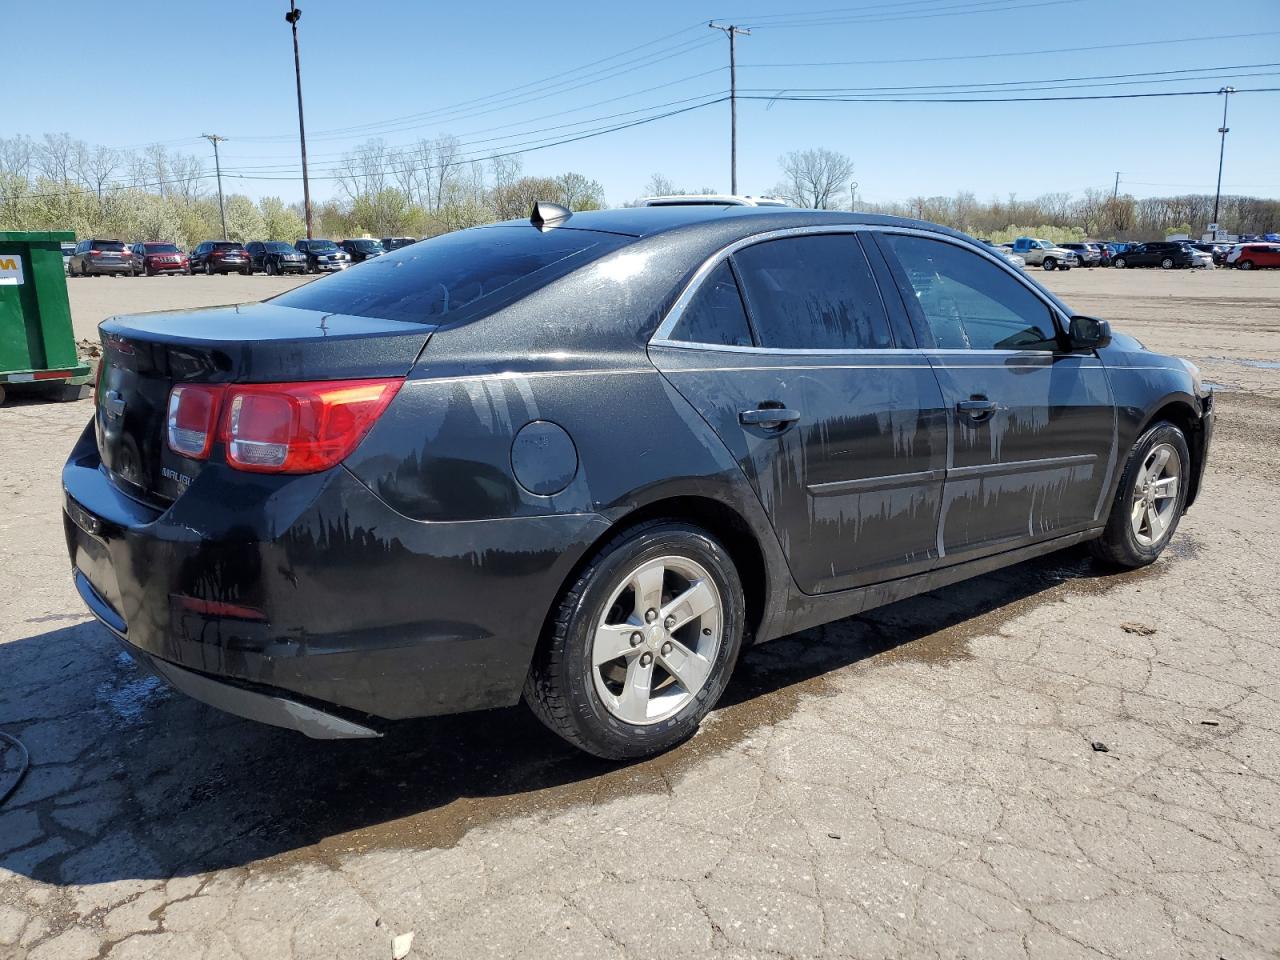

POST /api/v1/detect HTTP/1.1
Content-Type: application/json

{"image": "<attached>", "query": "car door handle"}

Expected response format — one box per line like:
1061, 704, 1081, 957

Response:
740, 407, 801, 428
956, 398, 997, 421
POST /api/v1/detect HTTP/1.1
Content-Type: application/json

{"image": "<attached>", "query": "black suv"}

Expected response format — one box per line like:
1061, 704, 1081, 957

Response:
190, 241, 252, 275
68, 239, 132, 277
294, 239, 350, 273
1112, 241, 1196, 270
245, 241, 308, 275
338, 238, 385, 263
381, 236, 418, 252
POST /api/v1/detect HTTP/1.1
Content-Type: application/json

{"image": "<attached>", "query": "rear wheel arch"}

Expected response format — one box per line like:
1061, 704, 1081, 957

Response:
536, 495, 770, 664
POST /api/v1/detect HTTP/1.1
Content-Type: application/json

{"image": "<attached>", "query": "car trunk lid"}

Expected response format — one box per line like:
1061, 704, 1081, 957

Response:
96, 303, 432, 504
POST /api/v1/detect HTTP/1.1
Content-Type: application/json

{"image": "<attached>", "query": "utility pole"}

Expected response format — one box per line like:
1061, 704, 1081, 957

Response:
850, 180, 858, 211
286, 1, 314, 239
201, 134, 228, 241
1111, 171, 1121, 202
709, 22, 749, 195
1212, 86, 1235, 235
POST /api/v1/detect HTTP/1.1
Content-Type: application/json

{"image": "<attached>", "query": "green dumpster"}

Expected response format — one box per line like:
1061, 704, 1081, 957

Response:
0, 230, 91, 406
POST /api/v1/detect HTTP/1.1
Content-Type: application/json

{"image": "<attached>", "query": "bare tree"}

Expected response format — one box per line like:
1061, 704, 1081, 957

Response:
338, 139, 389, 204
36, 133, 79, 185
643, 173, 680, 197
554, 171, 605, 210
777, 148, 855, 209
0, 135, 35, 180
77, 145, 121, 201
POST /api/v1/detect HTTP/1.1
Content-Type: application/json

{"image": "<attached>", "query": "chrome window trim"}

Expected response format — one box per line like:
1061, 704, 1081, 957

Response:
649, 223, 1072, 354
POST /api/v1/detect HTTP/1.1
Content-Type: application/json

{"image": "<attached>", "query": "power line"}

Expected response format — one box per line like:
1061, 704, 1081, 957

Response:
739, 31, 1280, 69
739, 0, 1066, 29
741, 85, 1280, 104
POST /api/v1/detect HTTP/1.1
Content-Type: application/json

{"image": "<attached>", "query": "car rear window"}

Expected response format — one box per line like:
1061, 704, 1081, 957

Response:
212, 241, 242, 251
272, 226, 626, 325
144, 243, 180, 253
93, 241, 125, 251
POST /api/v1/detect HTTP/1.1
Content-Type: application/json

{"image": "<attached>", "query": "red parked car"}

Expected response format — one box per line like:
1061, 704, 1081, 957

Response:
1229, 244, 1280, 270
129, 242, 190, 276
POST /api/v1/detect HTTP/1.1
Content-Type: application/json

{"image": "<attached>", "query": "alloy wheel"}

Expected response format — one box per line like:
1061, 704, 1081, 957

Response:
591, 555, 723, 725
1130, 442, 1181, 547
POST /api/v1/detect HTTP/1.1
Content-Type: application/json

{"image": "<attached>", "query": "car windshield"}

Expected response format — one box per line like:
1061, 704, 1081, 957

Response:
265, 242, 294, 253
272, 225, 627, 325
144, 243, 180, 253
348, 239, 383, 252
308, 241, 338, 252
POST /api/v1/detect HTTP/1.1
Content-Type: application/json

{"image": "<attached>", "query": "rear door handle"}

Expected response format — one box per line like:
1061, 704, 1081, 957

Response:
956, 398, 997, 421
740, 407, 801, 428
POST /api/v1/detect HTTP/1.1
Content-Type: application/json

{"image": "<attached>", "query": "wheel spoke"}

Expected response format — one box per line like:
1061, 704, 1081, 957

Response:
593, 623, 638, 667
1130, 498, 1147, 530
1147, 504, 1167, 541
658, 638, 712, 695
1148, 447, 1171, 477
615, 654, 655, 723
662, 580, 717, 633
1152, 476, 1179, 499
632, 563, 665, 618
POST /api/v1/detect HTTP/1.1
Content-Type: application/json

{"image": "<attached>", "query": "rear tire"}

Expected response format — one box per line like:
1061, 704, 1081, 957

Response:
1161, 257, 1175, 269
524, 520, 745, 759
1090, 421, 1190, 569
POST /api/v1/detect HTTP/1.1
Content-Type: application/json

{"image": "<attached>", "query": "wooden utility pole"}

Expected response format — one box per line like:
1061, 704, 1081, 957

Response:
201, 134, 228, 240
286, 1, 314, 239
709, 23, 750, 195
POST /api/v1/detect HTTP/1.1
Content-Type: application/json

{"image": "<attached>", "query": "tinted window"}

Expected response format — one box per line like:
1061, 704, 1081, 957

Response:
307, 240, 338, 253
93, 241, 125, 252
883, 234, 1058, 351
144, 243, 180, 253
732, 235, 892, 350
272, 226, 625, 325
670, 261, 753, 347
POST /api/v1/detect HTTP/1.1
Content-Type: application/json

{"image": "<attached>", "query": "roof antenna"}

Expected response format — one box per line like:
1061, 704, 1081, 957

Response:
531, 201, 572, 231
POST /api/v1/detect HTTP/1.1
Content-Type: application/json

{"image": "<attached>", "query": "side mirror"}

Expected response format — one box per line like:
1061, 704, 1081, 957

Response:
1069, 315, 1111, 351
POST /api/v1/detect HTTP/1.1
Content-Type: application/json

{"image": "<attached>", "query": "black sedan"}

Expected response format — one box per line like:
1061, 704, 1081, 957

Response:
64, 205, 1213, 759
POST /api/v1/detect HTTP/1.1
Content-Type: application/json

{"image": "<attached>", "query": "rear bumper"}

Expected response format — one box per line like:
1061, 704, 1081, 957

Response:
62, 421, 610, 727
84, 261, 132, 274
144, 260, 188, 273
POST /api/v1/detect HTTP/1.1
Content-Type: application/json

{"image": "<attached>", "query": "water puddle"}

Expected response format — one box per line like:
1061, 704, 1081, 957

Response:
1205, 356, 1280, 370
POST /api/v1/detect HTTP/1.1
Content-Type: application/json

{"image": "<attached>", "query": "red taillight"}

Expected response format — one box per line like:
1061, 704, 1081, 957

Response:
221, 378, 402, 473
166, 384, 225, 459
89, 249, 101, 256
173, 595, 266, 621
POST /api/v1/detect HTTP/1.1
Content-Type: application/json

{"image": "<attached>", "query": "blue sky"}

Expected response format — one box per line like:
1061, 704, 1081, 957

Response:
8, 0, 1279, 206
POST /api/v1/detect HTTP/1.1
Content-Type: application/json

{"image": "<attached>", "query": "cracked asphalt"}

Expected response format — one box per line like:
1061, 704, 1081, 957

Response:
2, 269, 1279, 959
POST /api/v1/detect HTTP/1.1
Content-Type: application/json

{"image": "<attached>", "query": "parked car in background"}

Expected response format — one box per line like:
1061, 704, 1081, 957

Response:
1090, 243, 1115, 267
1111, 241, 1198, 270
1059, 242, 1101, 267
1190, 242, 1231, 266
294, 238, 350, 272
129, 241, 189, 276
64, 205, 1212, 759
190, 241, 252, 275
980, 240, 1026, 269
61, 242, 76, 274
245, 240, 307, 275
1179, 243, 1213, 269
1010, 237, 1077, 271
1227, 243, 1280, 270
338, 238, 386, 263
640, 194, 790, 207
68, 238, 132, 277
381, 236, 418, 252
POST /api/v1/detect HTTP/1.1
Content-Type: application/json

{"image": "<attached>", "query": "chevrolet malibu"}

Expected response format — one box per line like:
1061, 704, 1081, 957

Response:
64, 204, 1213, 759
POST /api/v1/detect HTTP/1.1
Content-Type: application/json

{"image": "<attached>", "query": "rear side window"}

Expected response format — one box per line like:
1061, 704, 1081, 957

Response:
883, 234, 1058, 352
732, 235, 893, 350
272, 226, 625, 325
670, 262, 753, 347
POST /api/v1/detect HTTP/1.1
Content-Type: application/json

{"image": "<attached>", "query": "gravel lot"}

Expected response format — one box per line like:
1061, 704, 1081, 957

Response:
2, 267, 1278, 959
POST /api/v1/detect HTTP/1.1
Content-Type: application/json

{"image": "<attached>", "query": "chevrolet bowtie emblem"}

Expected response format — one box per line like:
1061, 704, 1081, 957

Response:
103, 389, 126, 419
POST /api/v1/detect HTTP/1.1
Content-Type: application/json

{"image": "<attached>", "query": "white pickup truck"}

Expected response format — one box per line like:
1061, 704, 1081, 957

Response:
1008, 237, 1077, 271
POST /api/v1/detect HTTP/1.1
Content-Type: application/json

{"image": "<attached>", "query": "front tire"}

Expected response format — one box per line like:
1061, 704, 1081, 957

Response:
1114, 257, 1127, 269
525, 520, 745, 759
1042, 257, 1057, 271
1161, 257, 1175, 269
1090, 421, 1190, 569
1239, 260, 1254, 270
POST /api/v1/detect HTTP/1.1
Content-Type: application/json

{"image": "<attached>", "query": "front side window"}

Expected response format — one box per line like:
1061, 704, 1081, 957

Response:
669, 261, 753, 347
732, 234, 893, 350
883, 234, 1059, 352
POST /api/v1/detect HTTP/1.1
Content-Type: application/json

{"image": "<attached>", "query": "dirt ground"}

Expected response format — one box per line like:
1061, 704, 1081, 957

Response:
1, 266, 1278, 959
